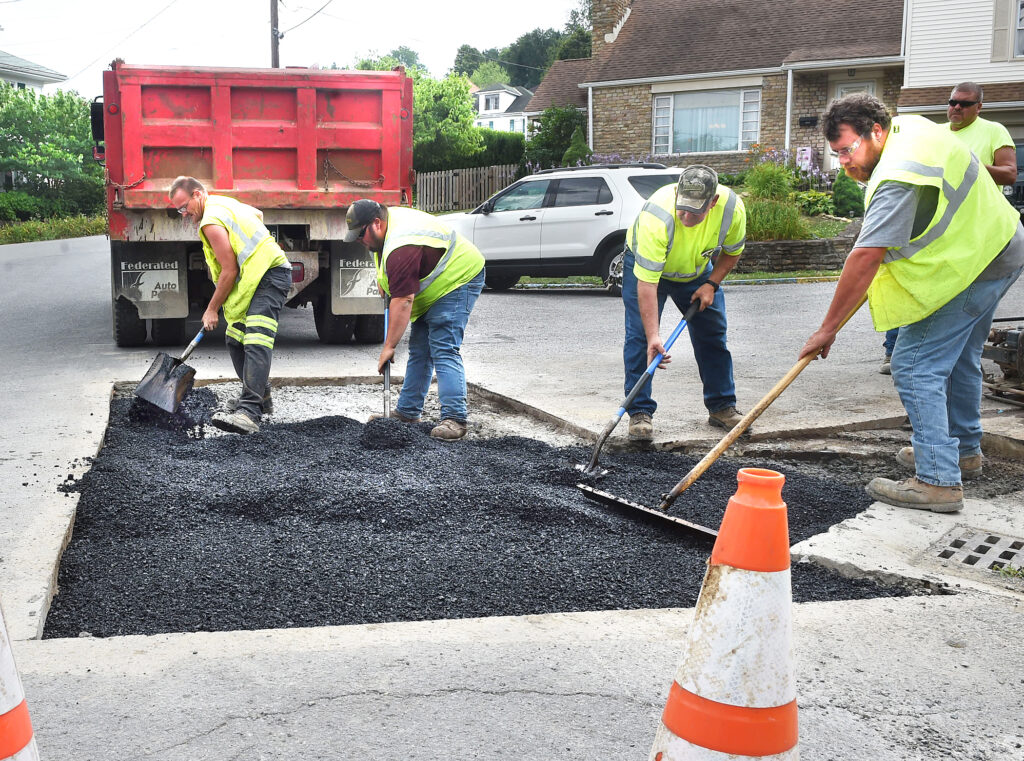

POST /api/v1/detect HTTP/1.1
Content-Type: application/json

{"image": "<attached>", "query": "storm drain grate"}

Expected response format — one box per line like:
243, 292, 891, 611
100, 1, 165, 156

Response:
937, 528, 1024, 571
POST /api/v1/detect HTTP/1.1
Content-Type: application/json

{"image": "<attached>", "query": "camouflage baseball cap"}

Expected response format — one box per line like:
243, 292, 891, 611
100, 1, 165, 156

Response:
675, 165, 719, 214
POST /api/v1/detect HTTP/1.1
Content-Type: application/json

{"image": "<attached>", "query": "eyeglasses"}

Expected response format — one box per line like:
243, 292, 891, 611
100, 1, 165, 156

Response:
176, 202, 189, 215
829, 136, 863, 159
948, 99, 979, 109
356, 225, 368, 241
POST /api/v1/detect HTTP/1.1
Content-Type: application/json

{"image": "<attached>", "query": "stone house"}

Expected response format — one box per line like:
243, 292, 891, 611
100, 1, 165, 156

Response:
530, 0, 905, 175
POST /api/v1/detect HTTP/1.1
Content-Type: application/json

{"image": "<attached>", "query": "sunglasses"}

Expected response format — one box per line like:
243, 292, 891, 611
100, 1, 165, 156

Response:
948, 99, 979, 108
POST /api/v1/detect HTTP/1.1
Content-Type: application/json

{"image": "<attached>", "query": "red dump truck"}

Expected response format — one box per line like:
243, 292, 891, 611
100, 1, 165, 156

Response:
92, 61, 414, 346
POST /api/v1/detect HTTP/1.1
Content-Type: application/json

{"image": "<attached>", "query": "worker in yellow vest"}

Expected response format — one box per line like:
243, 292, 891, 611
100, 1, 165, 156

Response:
879, 81, 1020, 373
801, 94, 1024, 512
344, 199, 485, 441
169, 176, 292, 435
621, 165, 748, 443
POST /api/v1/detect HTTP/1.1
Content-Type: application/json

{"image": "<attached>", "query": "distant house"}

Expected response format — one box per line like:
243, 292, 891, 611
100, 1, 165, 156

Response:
530, 0, 905, 174
0, 50, 66, 90
898, 0, 1024, 145
473, 84, 534, 136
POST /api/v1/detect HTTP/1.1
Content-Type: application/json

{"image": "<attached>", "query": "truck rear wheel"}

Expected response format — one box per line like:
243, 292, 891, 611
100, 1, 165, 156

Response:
354, 314, 385, 343
314, 296, 355, 344
151, 318, 187, 346
113, 297, 148, 347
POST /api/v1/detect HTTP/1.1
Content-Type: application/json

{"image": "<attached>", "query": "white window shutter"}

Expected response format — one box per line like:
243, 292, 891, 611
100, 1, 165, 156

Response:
992, 0, 1011, 62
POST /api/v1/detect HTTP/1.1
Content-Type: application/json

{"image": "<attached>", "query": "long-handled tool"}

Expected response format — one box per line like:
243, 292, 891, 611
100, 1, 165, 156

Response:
135, 328, 205, 413
578, 296, 867, 526
382, 303, 391, 418
577, 300, 701, 478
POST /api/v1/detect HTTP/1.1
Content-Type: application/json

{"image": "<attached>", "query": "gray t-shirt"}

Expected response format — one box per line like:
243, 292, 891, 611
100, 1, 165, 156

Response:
855, 180, 1024, 280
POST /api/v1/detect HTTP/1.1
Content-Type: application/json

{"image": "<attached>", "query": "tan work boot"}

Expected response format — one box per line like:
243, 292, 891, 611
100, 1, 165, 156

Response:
210, 410, 260, 435
708, 406, 746, 431
628, 412, 653, 442
367, 410, 420, 423
865, 476, 963, 513
896, 447, 982, 480
879, 355, 892, 375
225, 391, 273, 415
430, 419, 467, 440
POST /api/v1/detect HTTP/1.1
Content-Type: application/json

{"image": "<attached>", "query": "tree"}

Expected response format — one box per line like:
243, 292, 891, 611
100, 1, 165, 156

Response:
525, 105, 586, 169
354, 51, 427, 80
451, 45, 483, 76
566, 0, 592, 33
832, 169, 865, 217
502, 28, 565, 89
412, 74, 483, 172
561, 125, 592, 166
469, 61, 510, 88
0, 83, 103, 215
556, 27, 591, 60
388, 46, 421, 70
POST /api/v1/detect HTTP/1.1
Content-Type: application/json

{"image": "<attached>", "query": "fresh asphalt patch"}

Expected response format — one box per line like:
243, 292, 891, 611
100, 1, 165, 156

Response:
45, 389, 908, 638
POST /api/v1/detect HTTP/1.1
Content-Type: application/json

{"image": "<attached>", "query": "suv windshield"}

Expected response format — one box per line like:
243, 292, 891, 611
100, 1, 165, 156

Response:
627, 173, 680, 200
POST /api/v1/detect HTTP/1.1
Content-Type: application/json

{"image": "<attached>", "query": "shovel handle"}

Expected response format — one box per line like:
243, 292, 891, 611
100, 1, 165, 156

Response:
179, 329, 205, 363
658, 295, 867, 511
383, 300, 391, 419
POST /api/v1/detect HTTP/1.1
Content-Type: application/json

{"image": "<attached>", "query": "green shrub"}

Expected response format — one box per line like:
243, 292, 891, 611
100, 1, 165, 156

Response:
745, 199, 812, 241
477, 129, 525, 167
745, 162, 793, 200
718, 171, 747, 188
832, 169, 865, 217
793, 189, 836, 216
561, 125, 592, 166
0, 214, 106, 244
0, 191, 72, 222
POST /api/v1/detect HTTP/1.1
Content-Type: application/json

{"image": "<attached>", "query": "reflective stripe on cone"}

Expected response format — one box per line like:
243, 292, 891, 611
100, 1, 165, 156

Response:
650, 468, 798, 761
0, 604, 39, 761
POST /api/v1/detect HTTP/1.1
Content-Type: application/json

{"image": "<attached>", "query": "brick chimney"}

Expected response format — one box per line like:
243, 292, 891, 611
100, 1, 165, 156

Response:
592, 0, 633, 60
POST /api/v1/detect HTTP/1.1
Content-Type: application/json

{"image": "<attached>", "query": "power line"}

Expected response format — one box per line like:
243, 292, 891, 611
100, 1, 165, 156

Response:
281, 0, 335, 35
67, 0, 184, 81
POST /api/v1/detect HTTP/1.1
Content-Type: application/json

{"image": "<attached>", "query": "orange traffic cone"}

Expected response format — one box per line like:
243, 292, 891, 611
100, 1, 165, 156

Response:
650, 467, 798, 760
0, 604, 39, 761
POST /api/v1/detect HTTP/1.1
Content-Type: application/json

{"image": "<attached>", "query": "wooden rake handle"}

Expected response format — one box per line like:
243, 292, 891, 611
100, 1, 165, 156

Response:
658, 295, 868, 511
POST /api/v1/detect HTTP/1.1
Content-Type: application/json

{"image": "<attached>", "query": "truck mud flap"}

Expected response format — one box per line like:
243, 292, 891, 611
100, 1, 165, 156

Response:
330, 243, 385, 316
111, 241, 189, 319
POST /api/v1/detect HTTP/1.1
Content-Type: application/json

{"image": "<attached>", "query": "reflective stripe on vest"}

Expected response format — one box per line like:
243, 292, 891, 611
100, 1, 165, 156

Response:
632, 201, 675, 272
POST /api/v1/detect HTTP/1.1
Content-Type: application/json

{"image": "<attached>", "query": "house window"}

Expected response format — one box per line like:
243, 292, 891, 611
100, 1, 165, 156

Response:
488, 120, 494, 129
16, 82, 26, 90
510, 119, 516, 131
485, 94, 499, 110
653, 88, 761, 154
1017, 0, 1024, 56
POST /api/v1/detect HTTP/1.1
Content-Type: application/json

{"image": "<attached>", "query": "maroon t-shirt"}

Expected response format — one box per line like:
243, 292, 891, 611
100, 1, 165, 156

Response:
385, 244, 445, 298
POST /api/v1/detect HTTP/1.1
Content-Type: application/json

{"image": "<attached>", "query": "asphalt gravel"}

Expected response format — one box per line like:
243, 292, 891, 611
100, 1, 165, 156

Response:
45, 392, 906, 638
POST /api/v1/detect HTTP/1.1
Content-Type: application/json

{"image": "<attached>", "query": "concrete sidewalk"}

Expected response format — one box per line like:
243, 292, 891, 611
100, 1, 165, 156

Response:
13, 595, 1023, 760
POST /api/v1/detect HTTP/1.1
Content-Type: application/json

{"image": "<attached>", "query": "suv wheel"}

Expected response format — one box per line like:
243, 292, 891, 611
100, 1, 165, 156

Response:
602, 247, 625, 297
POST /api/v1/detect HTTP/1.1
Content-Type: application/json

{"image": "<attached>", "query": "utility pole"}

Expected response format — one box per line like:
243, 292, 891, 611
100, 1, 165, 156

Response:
270, 0, 280, 68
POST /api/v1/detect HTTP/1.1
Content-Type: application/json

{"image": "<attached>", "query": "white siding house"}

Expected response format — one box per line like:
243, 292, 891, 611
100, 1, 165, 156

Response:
0, 50, 66, 91
473, 84, 534, 136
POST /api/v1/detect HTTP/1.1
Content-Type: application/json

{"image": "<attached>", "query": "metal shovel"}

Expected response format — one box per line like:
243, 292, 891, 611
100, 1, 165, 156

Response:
135, 329, 205, 413
382, 305, 391, 418
577, 300, 700, 478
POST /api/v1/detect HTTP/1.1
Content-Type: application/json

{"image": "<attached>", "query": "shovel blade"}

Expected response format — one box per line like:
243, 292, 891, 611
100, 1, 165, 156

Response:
135, 352, 196, 413
576, 484, 718, 541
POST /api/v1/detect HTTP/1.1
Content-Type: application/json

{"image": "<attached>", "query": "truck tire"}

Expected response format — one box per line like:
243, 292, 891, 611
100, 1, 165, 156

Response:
314, 296, 355, 344
151, 318, 187, 346
485, 273, 520, 291
113, 297, 148, 347
354, 314, 385, 344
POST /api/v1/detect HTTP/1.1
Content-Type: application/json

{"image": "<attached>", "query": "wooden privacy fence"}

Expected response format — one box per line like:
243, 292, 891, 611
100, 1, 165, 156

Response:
415, 164, 520, 213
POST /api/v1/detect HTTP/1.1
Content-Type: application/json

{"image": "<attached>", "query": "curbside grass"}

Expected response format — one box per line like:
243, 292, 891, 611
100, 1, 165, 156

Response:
0, 215, 107, 245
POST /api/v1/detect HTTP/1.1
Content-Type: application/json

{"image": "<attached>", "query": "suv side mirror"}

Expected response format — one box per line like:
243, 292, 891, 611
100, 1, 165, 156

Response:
479, 200, 494, 215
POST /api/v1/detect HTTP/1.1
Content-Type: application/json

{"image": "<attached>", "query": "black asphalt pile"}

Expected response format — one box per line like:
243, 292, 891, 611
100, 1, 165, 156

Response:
359, 417, 429, 450
46, 403, 903, 638
126, 387, 219, 435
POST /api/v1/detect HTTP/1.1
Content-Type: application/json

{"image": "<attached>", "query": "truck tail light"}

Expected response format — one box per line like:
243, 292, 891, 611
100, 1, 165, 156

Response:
291, 262, 304, 283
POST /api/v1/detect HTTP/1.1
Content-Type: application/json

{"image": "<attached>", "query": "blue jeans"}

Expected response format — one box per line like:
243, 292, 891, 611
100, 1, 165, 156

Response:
890, 264, 1023, 486
882, 327, 899, 356
621, 251, 736, 415
397, 269, 485, 422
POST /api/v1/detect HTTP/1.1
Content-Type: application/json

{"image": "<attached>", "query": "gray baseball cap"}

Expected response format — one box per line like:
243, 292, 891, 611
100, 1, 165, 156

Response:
343, 199, 385, 243
675, 165, 719, 214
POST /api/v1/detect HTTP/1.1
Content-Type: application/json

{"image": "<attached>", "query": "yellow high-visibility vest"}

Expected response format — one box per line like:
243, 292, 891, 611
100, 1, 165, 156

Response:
199, 194, 289, 324
864, 115, 1019, 331
629, 183, 746, 284
376, 207, 485, 321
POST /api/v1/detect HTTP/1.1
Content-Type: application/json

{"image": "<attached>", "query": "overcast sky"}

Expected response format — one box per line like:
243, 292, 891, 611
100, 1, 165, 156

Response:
0, 0, 578, 97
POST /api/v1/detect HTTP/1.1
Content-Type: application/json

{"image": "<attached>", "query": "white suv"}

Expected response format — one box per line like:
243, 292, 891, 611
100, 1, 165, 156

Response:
443, 164, 681, 292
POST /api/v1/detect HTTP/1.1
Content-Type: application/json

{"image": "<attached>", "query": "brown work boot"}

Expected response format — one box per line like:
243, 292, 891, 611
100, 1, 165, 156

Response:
708, 406, 746, 431
865, 476, 963, 513
896, 447, 982, 480
430, 419, 467, 440
628, 412, 653, 441
367, 410, 420, 423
